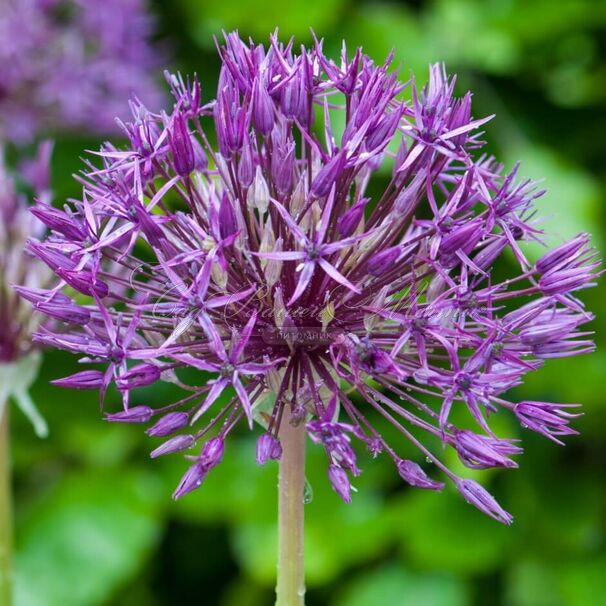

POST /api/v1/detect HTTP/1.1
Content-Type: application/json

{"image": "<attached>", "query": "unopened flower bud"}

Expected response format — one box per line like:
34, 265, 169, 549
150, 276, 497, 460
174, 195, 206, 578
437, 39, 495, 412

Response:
200, 436, 224, 470
397, 459, 445, 490
247, 166, 270, 214
367, 246, 401, 276
116, 364, 161, 391
30, 204, 86, 241
366, 110, 401, 151
219, 194, 238, 239
55, 268, 109, 298
455, 478, 513, 524
338, 200, 366, 237
536, 234, 590, 274
238, 138, 255, 188
52, 370, 105, 389
173, 461, 207, 500
252, 78, 274, 135
105, 405, 153, 424
256, 433, 282, 465
311, 153, 345, 199
146, 412, 190, 437
272, 143, 295, 195
472, 237, 507, 271
36, 298, 90, 325
151, 434, 195, 458
328, 464, 352, 503
439, 219, 484, 257
169, 112, 195, 176
290, 173, 307, 216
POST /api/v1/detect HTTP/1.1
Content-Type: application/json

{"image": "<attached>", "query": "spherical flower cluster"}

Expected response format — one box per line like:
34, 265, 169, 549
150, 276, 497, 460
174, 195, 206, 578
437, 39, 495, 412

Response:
0, 0, 164, 143
21, 33, 600, 522
1, 143, 53, 436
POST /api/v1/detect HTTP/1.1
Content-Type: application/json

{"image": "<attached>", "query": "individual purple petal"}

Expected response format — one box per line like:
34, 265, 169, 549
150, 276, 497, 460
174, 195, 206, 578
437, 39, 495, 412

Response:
190, 379, 228, 424
231, 310, 258, 362
55, 268, 109, 298
289, 261, 316, 305
269, 197, 308, 243
30, 204, 86, 241
233, 377, 254, 427
12, 287, 62, 306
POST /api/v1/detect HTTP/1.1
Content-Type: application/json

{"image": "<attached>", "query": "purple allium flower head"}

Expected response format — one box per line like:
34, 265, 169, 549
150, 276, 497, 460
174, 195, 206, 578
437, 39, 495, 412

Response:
1, 144, 53, 362
0, 0, 165, 143
22, 33, 601, 522
0, 143, 55, 436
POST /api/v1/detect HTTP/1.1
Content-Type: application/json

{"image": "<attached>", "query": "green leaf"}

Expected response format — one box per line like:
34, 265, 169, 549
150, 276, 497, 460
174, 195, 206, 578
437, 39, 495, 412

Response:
341, 5, 433, 78
505, 469, 603, 559
15, 469, 164, 606
506, 557, 606, 606
334, 564, 469, 606
391, 487, 512, 575
178, 0, 348, 44
559, 558, 606, 606
505, 558, 564, 606
427, 0, 520, 74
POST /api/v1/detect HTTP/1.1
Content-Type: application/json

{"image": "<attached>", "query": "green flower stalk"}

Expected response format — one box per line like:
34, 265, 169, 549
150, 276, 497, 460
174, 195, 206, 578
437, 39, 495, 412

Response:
0, 143, 53, 603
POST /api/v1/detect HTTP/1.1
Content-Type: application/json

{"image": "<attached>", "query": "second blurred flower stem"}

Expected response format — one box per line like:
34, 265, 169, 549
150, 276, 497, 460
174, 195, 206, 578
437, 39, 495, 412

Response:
276, 415, 306, 606
0, 408, 12, 605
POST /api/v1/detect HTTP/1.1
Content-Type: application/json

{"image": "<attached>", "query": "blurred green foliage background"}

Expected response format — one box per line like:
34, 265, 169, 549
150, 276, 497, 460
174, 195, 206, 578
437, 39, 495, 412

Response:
11, 1, 606, 604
